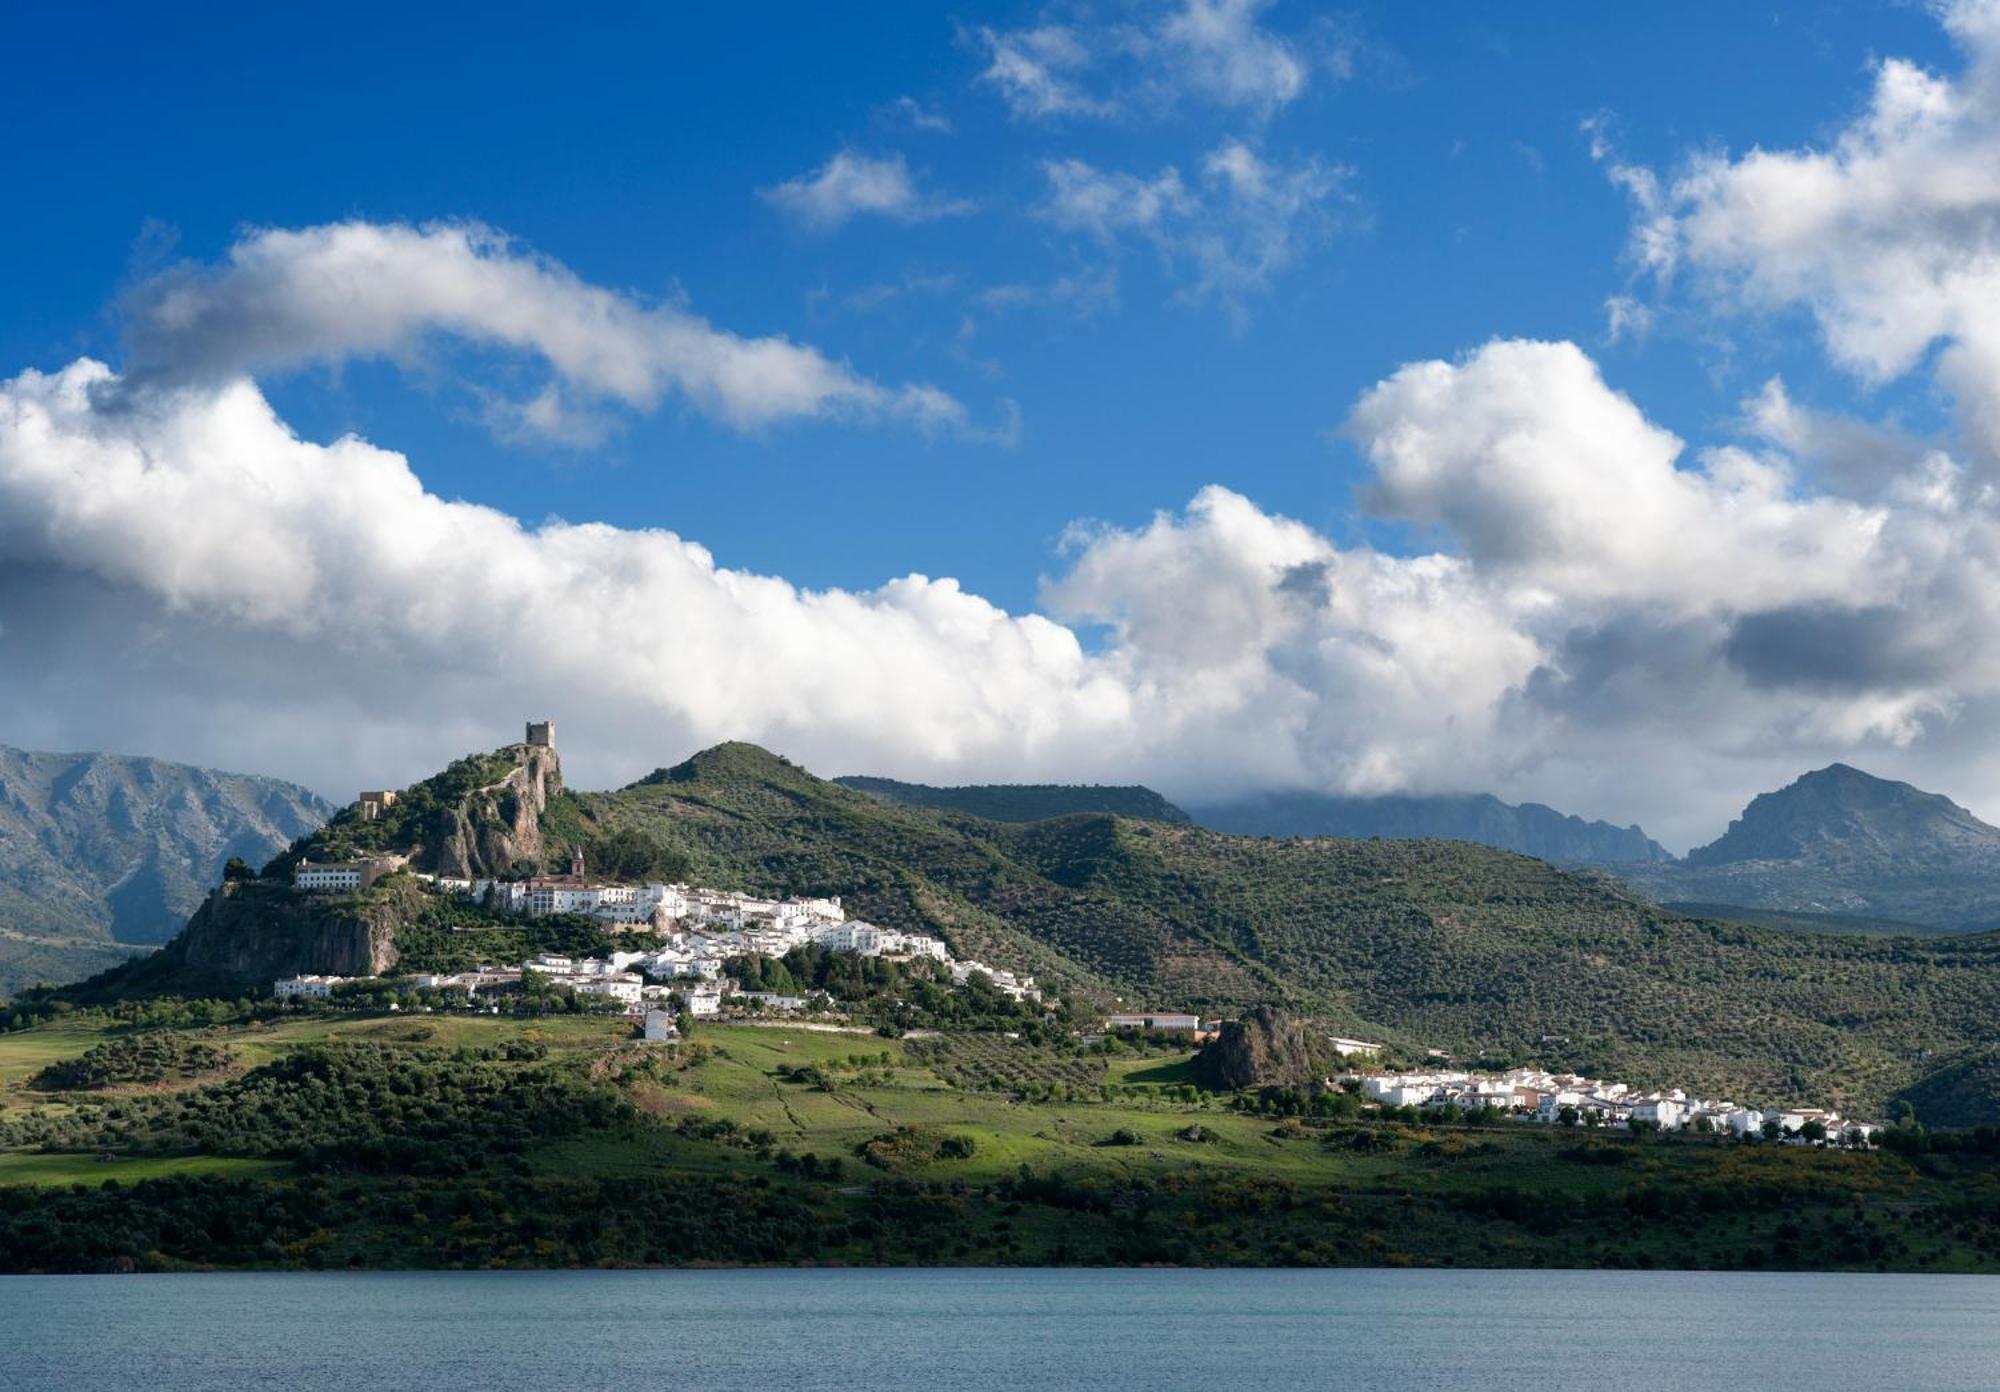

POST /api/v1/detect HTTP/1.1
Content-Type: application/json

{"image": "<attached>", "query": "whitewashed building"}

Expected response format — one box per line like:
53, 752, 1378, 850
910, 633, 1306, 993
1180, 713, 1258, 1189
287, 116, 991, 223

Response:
273, 974, 349, 999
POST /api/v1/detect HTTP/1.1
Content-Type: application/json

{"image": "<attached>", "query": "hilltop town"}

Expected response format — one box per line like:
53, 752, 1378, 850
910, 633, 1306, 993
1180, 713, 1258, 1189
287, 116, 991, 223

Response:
264, 725, 1886, 1143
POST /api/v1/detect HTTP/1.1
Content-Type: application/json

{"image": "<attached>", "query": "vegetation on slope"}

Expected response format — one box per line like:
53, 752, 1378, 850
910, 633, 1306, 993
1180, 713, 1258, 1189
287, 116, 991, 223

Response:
836, 775, 1191, 825
1, 1012, 1997, 1274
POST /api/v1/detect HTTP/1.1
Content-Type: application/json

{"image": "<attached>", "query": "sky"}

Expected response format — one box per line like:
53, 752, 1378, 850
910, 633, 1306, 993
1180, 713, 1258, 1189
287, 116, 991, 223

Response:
5, 0, 2000, 849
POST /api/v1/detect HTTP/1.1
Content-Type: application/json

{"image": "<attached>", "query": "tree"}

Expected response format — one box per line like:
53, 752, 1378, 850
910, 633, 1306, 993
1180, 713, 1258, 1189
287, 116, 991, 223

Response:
1762, 1118, 1783, 1141
1799, 1119, 1828, 1143
1557, 1105, 1579, 1128
221, 857, 255, 883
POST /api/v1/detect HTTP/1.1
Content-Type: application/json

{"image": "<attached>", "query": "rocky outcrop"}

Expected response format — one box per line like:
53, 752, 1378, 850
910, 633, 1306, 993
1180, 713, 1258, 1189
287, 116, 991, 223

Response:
103, 880, 403, 997
1192, 1006, 1338, 1092
420, 744, 562, 879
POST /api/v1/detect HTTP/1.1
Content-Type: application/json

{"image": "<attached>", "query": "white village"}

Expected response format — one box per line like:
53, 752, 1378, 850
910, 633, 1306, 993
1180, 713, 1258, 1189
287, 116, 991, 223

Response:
273, 722, 1880, 1148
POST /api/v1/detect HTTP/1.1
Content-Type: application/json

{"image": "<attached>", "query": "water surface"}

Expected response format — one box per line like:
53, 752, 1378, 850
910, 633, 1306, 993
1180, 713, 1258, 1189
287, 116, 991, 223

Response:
4, 1268, 1998, 1391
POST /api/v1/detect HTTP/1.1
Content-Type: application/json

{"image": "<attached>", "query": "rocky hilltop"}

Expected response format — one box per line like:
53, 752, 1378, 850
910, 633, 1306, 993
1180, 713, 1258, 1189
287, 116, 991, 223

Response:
0, 747, 333, 993
1623, 765, 2000, 931
289, 740, 563, 881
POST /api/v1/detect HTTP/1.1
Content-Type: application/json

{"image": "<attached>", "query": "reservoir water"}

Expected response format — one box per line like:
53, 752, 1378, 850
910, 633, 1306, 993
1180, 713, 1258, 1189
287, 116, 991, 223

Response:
3, 1267, 1998, 1390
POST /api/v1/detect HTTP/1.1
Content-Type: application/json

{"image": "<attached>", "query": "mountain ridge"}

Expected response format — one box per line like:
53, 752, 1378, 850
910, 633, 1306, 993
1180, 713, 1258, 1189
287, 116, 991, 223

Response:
1624, 763, 2000, 931
834, 774, 1192, 825
0, 746, 334, 993
1186, 789, 1671, 866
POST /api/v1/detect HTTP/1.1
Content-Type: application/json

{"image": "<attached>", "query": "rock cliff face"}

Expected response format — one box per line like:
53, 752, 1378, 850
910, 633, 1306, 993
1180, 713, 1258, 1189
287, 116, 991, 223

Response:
114, 881, 402, 996
419, 744, 562, 879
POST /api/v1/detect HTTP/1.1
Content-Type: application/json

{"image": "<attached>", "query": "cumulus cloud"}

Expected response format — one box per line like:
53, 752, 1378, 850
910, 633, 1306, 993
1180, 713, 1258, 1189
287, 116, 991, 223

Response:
1616, 0, 2000, 465
760, 151, 971, 232
20, 322, 2000, 847
1348, 340, 1884, 610
120, 221, 966, 437
1037, 140, 1345, 314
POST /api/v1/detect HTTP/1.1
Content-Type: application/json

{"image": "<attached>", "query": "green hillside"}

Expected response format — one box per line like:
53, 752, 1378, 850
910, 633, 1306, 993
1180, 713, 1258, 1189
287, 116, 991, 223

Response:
836, 775, 1192, 825
48, 738, 2000, 1123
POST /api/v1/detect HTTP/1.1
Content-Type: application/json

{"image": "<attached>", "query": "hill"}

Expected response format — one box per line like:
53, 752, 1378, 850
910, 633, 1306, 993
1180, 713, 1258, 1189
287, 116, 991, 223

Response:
58, 735, 2000, 1124
1188, 790, 1670, 866
1623, 765, 2000, 932
0, 747, 333, 994
835, 775, 1191, 825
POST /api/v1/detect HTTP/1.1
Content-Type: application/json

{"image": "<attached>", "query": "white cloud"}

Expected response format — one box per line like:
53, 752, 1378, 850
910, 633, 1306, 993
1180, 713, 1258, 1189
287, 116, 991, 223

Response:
1618, 0, 2000, 464
1348, 340, 1884, 611
882, 96, 953, 132
760, 151, 971, 232
1154, 0, 1309, 117
1032, 141, 1344, 316
19, 329, 2000, 847
1036, 141, 1344, 314
973, 24, 1113, 120
973, 1, 1320, 123
120, 220, 965, 437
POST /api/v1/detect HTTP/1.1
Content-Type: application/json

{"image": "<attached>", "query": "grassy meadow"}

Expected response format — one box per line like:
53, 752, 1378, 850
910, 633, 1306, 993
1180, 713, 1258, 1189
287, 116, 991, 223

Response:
1, 1008, 1997, 1273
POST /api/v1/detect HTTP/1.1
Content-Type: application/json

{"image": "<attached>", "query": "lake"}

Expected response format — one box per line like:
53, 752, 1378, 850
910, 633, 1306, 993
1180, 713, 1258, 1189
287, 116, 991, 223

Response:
3, 1268, 1998, 1390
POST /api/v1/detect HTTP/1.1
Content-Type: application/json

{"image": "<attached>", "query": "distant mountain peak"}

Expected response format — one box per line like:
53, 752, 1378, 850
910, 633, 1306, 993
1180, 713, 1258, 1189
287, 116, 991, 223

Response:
1686, 764, 1999, 868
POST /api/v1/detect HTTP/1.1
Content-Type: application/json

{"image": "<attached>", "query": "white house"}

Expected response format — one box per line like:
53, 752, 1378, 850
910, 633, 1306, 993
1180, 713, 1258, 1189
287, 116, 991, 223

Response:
1631, 1098, 1686, 1130
273, 974, 348, 999
1105, 1011, 1202, 1033
1330, 1037, 1384, 1058
574, 974, 643, 1006
293, 862, 382, 893
642, 1009, 678, 1041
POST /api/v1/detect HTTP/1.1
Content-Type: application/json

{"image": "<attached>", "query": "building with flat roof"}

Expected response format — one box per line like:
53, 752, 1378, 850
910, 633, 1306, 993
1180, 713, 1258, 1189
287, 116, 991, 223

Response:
293, 861, 386, 894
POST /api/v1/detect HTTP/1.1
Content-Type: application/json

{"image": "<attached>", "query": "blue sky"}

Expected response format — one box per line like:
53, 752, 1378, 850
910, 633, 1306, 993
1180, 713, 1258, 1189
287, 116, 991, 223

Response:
0, 2, 1951, 606
6, 1, 2000, 847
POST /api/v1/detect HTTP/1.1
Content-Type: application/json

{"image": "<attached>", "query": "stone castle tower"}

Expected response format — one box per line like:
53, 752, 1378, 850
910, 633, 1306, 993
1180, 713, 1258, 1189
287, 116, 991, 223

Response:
526, 720, 556, 749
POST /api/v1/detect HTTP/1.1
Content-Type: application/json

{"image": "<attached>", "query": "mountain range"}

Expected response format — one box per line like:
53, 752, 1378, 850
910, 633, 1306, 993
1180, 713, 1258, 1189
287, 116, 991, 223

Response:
0, 747, 333, 994
839, 776, 1669, 866
849, 766, 2000, 934
1186, 790, 1671, 865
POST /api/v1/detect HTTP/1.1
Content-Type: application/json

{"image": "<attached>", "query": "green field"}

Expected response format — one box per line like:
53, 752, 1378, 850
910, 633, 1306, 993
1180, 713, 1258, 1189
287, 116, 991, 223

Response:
2, 1008, 1997, 1274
